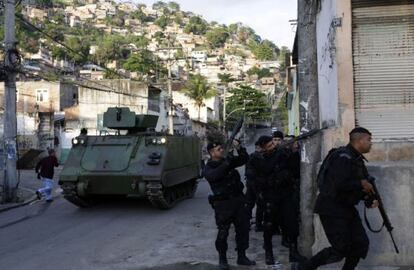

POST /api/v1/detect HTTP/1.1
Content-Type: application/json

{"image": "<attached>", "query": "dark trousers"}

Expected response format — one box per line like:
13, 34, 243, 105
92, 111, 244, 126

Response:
245, 182, 265, 226
309, 214, 369, 270
263, 192, 299, 250
213, 196, 250, 253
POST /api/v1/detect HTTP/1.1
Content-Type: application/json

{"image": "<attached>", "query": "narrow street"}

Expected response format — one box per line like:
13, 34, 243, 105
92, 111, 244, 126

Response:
0, 179, 290, 270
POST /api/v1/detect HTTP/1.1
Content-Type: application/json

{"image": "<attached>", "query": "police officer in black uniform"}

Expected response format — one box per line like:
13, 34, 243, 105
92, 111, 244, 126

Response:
285, 135, 302, 247
245, 140, 265, 232
296, 127, 379, 270
203, 140, 256, 270
249, 135, 305, 265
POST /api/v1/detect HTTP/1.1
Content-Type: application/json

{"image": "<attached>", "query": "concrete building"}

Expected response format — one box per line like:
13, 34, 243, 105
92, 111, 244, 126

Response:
62, 80, 165, 161
30, 43, 53, 67
294, 0, 414, 266
285, 53, 300, 136
172, 91, 219, 125
191, 50, 208, 63
0, 81, 77, 161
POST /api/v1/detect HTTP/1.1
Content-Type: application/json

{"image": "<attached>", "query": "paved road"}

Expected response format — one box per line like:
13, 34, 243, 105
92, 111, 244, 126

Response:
0, 179, 289, 270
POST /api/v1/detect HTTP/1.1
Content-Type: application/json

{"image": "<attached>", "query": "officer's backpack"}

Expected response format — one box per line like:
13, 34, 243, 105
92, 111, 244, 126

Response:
316, 147, 347, 190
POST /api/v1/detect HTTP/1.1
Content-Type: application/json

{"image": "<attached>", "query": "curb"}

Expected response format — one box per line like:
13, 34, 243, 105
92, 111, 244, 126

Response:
0, 187, 38, 213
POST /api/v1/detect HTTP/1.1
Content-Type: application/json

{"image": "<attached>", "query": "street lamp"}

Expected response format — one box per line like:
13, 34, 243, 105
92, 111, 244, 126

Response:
223, 99, 253, 137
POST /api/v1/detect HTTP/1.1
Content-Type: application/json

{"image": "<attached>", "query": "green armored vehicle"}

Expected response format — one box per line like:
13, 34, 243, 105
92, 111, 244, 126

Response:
59, 107, 201, 209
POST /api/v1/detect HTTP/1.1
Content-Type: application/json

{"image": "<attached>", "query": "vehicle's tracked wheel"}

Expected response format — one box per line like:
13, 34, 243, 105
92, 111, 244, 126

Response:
148, 179, 199, 209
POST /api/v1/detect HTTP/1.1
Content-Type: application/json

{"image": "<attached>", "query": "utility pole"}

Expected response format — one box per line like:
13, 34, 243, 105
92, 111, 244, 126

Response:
167, 59, 174, 135
297, 0, 321, 257
162, 35, 181, 136
3, 0, 18, 202
222, 87, 226, 133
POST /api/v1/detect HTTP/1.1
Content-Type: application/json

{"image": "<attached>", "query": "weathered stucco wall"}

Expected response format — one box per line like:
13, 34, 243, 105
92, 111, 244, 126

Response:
65, 80, 152, 134
311, 0, 414, 266
317, 0, 339, 129
319, 0, 356, 156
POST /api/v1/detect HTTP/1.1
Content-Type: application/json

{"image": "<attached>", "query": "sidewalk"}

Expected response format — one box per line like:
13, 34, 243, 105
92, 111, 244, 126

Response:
0, 167, 62, 212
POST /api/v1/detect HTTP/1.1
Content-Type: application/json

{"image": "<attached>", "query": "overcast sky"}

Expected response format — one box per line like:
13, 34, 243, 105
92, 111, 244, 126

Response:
127, 0, 297, 48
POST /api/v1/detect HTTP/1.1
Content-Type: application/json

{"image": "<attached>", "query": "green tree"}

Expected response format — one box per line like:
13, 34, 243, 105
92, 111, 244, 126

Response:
226, 85, 271, 122
153, 31, 165, 43
155, 15, 170, 30
237, 26, 260, 45
205, 27, 229, 48
131, 9, 149, 22
66, 36, 90, 65
129, 35, 150, 49
15, 17, 41, 54
184, 16, 208, 35
278, 46, 291, 69
94, 35, 128, 64
51, 45, 67, 60
246, 67, 272, 79
168, 1, 180, 11
181, 74, 217, 121
52, 13, 65, 24
174, 48, 185, 59
228, 23, 239, 34
173, 14, 184, 26
218, 73, 234, 85
263, 39, 280, 56
44, 23, 65, 42
253, 41, 275, 61
153, 1, 167, 10
123, 50, 156, 75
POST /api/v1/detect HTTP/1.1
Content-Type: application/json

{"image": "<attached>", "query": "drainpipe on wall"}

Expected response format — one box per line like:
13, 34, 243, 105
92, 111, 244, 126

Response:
297, 0, 322, 257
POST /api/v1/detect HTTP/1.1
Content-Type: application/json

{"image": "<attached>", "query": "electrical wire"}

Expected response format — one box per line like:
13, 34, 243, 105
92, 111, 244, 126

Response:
12, 15, 165, 100
15, 13, 157, 85
17, 68, 165, 100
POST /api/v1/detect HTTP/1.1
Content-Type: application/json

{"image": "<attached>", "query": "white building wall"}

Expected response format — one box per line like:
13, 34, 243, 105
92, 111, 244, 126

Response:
316, 0, 339, 127
172, 92, 218, 123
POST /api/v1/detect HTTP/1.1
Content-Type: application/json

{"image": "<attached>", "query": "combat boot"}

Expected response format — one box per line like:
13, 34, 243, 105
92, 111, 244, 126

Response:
265, 249, 275, 265
291, 261, 304, 270
289, 242, 307, 262
218, 252, 229, 270
281, 234, 290, 248
237, 250, 256, 266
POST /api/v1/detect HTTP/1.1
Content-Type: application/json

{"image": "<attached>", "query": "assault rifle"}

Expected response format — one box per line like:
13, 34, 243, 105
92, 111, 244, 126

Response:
278, 126, 328, 149
223, 116, 244, 157
365, 176, 399, 254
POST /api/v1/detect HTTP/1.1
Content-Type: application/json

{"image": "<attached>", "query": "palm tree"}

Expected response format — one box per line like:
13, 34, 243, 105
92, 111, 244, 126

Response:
181, 74, 217, 121
218, 73, 234, 85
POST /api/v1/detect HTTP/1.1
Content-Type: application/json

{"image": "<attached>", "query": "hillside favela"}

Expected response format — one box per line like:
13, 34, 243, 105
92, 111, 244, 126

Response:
1, 1, 413, 270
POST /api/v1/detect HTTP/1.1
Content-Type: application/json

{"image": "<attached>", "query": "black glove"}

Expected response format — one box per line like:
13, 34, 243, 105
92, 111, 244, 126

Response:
364, 193, 378, 208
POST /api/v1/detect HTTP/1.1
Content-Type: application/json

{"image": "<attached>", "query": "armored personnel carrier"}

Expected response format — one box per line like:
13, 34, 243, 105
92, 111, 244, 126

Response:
59, 107, 201, 209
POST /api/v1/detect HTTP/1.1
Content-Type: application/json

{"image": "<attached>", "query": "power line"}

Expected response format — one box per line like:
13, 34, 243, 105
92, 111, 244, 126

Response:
17, 68, 165, 100
14, 14, 172, 101
15, 13, 159, 84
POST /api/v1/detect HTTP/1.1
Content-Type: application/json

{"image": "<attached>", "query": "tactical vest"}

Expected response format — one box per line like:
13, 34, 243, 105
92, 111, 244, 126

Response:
207, 162, 244, 198
317, 146, 367, 205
